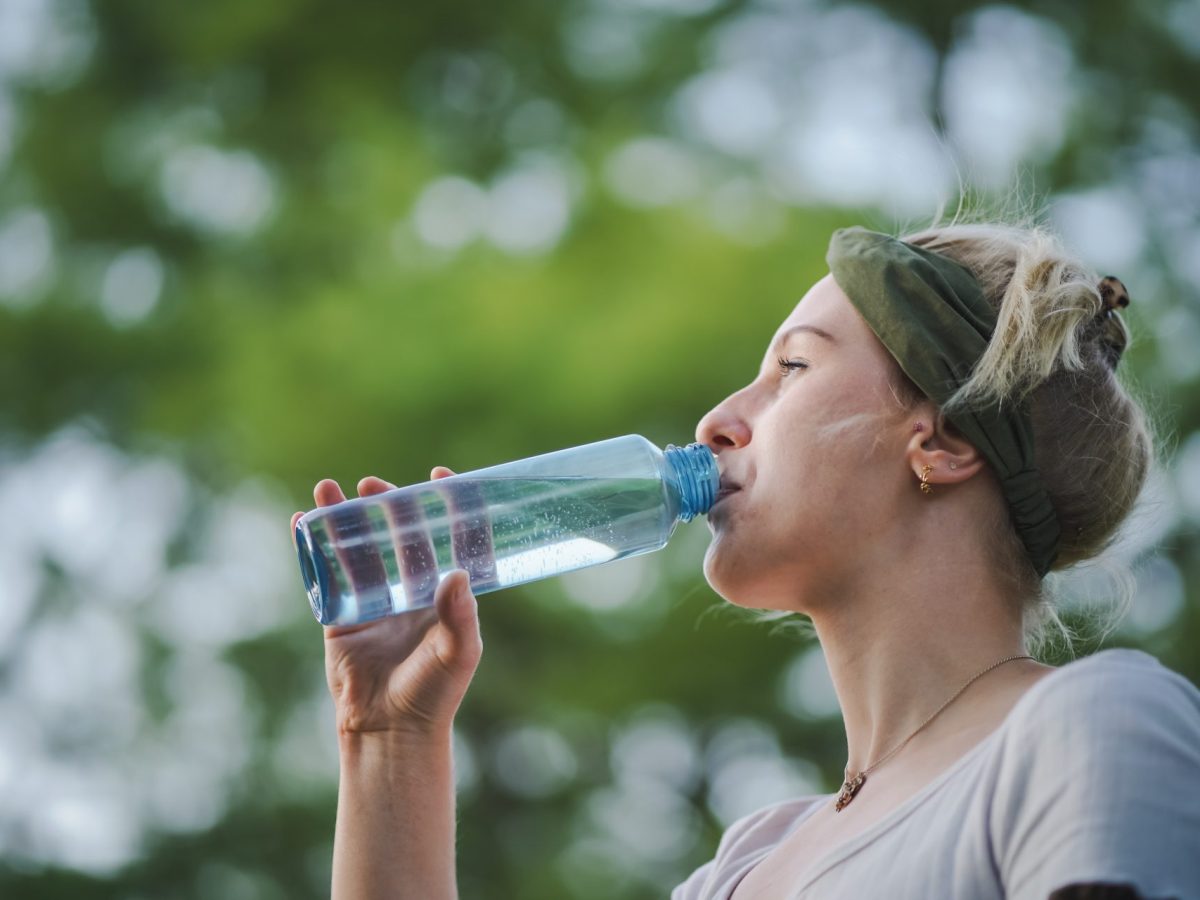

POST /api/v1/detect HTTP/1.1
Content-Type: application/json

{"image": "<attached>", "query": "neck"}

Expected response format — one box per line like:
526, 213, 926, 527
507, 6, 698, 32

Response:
809, 550, 1031, 778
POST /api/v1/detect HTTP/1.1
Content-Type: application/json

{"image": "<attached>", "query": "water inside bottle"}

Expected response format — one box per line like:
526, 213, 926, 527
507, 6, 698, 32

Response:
299, 475, 671, 625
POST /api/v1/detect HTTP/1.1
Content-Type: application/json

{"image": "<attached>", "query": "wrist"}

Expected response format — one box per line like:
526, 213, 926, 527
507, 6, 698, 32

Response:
338, 724, 454, 764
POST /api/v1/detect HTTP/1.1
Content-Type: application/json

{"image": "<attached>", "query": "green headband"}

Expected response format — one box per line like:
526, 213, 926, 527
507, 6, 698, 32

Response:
826, 227, 1060, 577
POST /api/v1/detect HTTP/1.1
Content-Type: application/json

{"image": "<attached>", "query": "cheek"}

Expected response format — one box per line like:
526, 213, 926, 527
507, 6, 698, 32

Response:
756, 387, 893, 517
785, 372, 896, 457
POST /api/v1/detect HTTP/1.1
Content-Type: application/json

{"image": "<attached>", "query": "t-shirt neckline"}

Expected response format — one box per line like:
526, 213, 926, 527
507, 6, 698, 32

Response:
733, 648, 1153, 898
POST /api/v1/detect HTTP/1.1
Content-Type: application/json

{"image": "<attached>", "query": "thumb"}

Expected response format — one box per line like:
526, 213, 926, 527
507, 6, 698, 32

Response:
433, 569, 482, 667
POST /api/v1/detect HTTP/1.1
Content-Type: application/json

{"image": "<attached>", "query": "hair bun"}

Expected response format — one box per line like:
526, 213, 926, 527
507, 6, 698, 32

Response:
1094, 276, 1130, 369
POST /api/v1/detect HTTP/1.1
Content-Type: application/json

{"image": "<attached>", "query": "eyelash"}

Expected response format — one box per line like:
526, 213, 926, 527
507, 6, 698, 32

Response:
776, 355, 809, 377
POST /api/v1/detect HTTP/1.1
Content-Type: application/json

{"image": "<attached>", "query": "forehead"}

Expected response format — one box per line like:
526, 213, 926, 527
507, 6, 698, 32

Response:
770, 274, 875, 349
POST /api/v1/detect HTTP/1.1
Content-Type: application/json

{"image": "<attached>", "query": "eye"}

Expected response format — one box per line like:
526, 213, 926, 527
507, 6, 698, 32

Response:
776, 355, 809, 377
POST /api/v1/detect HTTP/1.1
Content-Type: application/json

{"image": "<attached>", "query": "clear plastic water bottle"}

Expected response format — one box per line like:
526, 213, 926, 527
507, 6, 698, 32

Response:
294, 434, 719, 626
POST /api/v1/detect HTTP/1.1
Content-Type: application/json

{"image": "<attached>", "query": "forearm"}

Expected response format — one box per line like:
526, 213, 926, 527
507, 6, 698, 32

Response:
332, 728, 459, 900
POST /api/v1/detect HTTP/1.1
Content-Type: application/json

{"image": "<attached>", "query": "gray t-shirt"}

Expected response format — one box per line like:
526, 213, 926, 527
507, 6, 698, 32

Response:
672, 649, 1200, 900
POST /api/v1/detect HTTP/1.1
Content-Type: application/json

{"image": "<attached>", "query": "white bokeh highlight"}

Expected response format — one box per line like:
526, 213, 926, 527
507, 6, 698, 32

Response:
1124, 555, 1186, 636
160, 144, 277, 236
675, 68, 781, 158
490, 723, 579, 798
778, 645, 842, 721
704, 718, 822, 826
560, 551, 660, 613
0, 0, 95, 90
485, 160, 574, 254
412, 176, 489, 251
0, 426, 299, 874
1052, 188, 1147, 275
0, 206, 54, 307
1173, 430, 1200, 524
609, 704, 702, 793
604, 137, 704, 208
100, 246, 164, 326
561, 10, 651, 83
410, 157, 576, 257
942, 7, 1074, 187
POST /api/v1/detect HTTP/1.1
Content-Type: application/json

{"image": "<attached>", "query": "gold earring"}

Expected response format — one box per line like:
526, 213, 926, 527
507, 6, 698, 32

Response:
919, 464, 934, 494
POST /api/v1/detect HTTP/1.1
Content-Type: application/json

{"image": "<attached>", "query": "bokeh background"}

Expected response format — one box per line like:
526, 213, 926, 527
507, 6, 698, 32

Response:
1, 0, 1198, 897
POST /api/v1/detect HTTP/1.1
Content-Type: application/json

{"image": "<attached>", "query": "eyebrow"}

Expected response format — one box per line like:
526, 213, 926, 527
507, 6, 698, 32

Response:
771, 324, 837, 356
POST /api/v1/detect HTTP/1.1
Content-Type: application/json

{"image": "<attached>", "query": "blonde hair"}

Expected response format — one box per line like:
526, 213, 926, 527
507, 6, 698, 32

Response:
898, 222, 1158, 655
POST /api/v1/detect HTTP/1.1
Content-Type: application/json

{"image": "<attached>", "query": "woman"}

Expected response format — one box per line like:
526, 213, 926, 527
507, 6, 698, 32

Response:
293, 224, 1200, 899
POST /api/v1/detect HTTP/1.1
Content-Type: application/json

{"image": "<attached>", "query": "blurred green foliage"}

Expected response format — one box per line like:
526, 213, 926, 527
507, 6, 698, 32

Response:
1, 0, 1198, 898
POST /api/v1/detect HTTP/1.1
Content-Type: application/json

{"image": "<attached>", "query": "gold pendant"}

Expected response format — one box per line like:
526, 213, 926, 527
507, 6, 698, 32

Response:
834, 772, 866, 812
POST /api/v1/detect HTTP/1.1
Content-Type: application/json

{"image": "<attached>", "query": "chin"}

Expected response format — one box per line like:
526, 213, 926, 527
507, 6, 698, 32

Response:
702, 544, 774, 609
703, 538, 820, 613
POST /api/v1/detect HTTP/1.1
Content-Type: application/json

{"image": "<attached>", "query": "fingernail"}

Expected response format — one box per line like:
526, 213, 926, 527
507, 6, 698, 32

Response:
456, 569, 473, 595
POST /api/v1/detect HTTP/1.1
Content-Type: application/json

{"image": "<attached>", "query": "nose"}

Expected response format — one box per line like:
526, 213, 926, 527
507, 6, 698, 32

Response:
695, 390, 752, 452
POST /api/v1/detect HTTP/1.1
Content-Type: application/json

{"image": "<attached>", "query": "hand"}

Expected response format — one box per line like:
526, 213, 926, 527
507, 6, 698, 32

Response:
290, 468, 484, 738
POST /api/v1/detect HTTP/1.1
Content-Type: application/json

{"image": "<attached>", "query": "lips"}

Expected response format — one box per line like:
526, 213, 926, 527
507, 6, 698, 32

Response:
714, 477, 742, 505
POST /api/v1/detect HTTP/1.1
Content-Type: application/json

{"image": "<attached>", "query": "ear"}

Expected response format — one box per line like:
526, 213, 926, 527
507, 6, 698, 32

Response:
905, 407, 987, 488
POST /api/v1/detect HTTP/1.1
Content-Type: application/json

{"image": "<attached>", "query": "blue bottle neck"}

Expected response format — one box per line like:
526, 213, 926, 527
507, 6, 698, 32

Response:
664, 442, 719, 522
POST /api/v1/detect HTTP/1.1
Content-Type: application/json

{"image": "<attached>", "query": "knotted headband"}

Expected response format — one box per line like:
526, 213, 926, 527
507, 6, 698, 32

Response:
826, 227, 1061, 577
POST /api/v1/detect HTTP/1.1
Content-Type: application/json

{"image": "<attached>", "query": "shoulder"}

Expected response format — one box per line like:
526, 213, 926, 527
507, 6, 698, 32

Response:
1002, 648, 1200, 747
994, 648, 1200, 792
989, 649, 1200, 900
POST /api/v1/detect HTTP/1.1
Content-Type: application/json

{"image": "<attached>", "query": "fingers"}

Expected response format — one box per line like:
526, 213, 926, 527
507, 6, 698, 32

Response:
290, 510, 303, 549
312, 472, 448, 502
294, 479, 343, 548
433, 569, 482, 669
315, 478, 346, 506
357, 475, 397, 497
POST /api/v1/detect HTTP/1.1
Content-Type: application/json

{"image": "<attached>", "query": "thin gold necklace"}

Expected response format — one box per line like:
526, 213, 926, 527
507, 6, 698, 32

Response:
833, 654, 1035, 812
